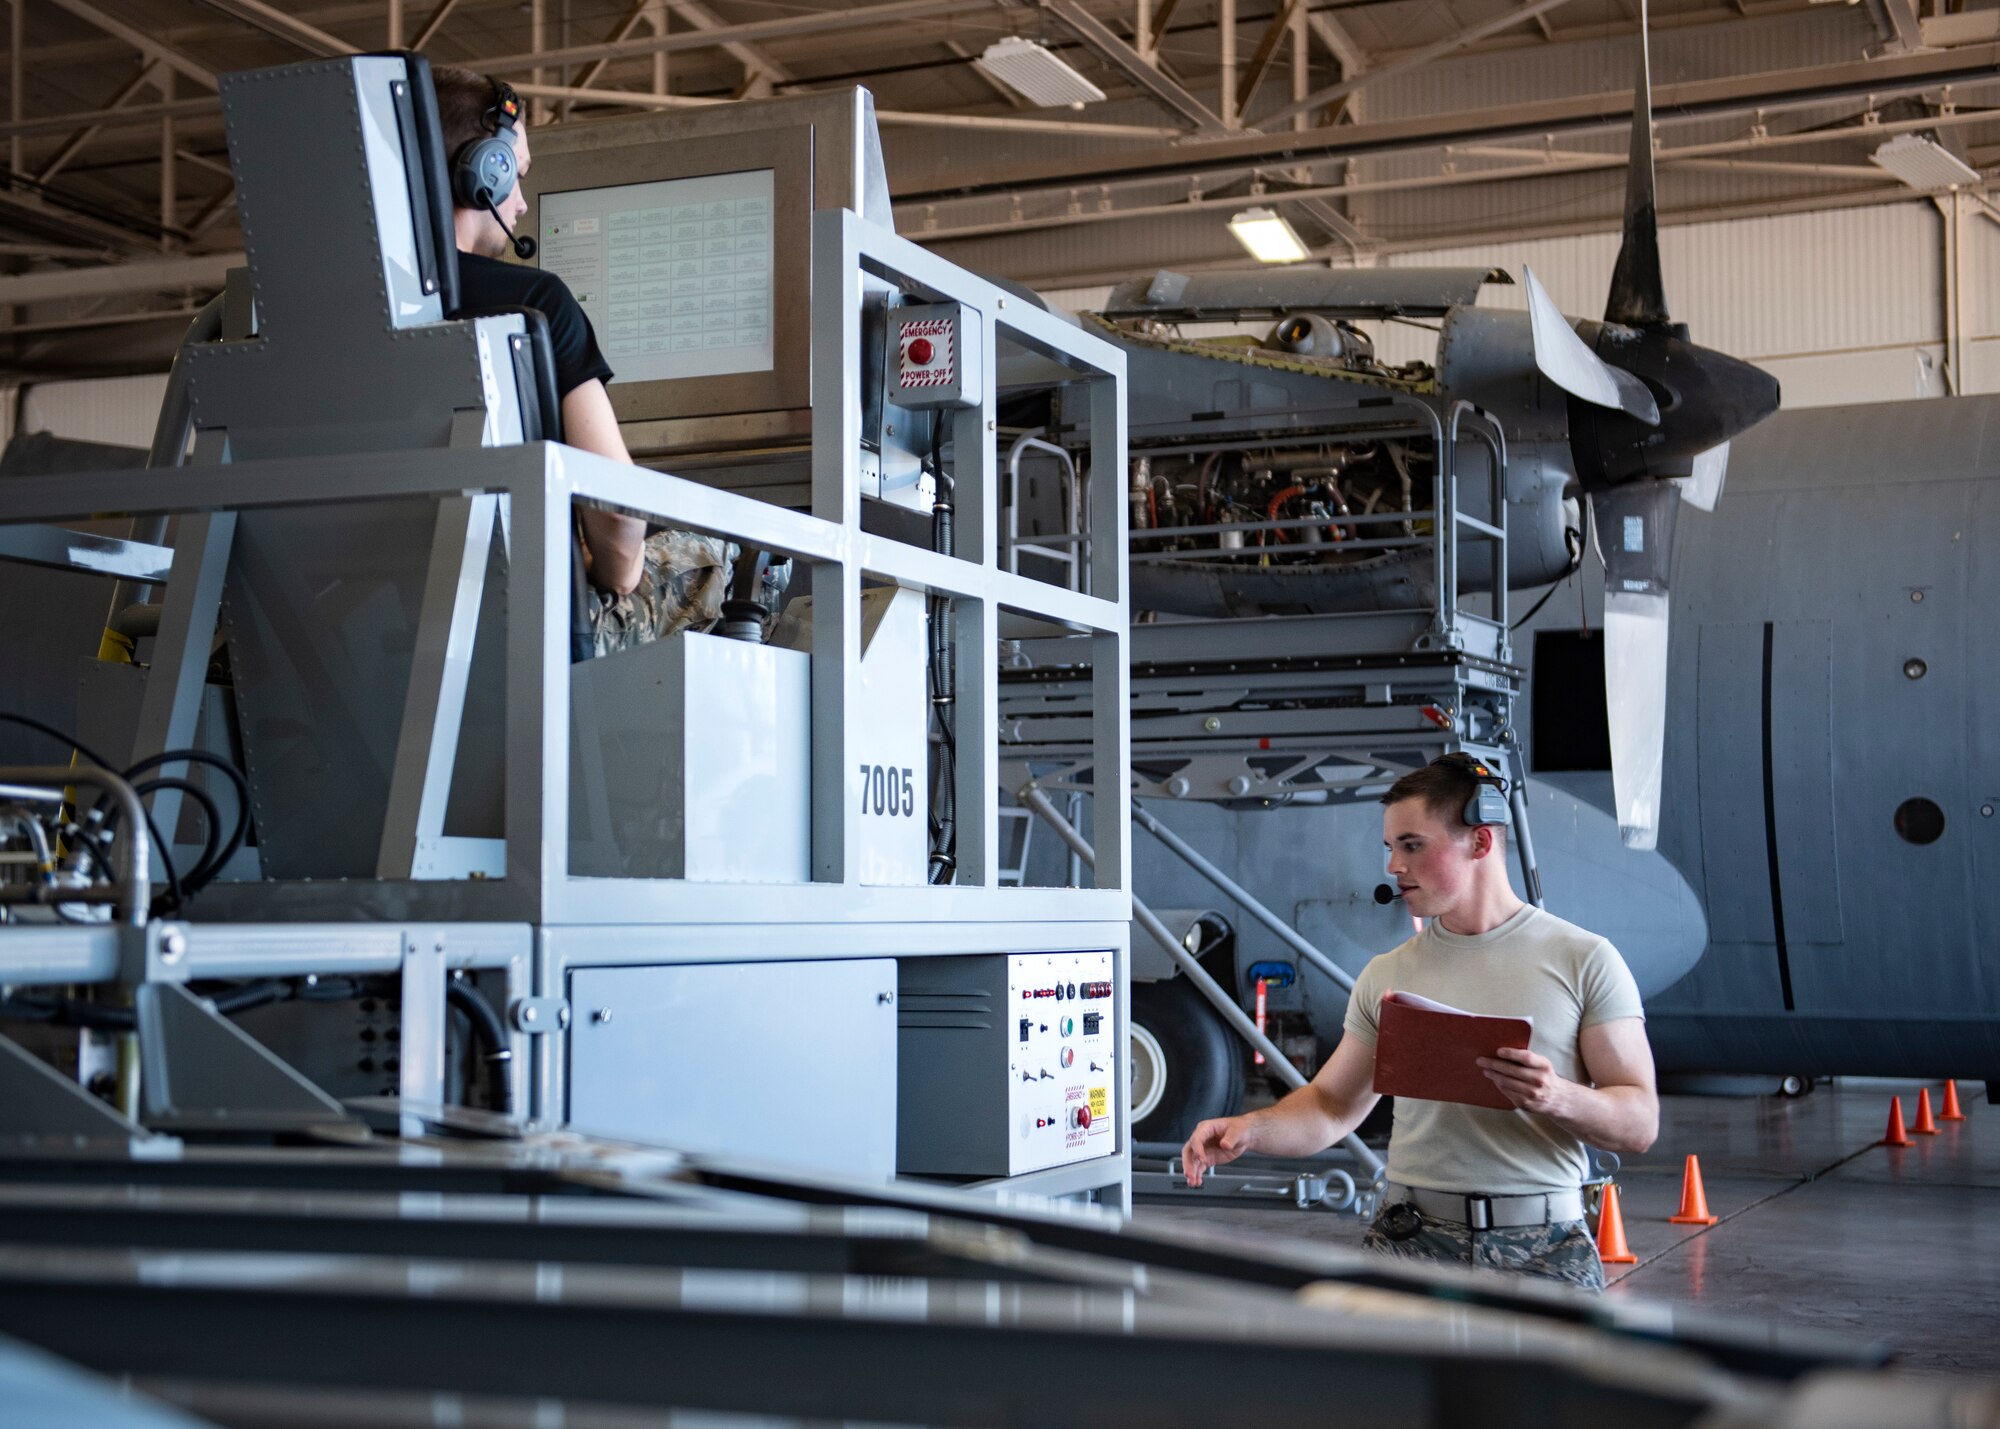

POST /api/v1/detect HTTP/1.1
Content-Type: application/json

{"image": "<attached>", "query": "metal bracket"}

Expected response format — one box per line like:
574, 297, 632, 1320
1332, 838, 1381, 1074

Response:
135, 982, 350, 1134
1354, 1170, 1387, 1221
508, 996, 570, 1034
0, 1033, 173, 1151
116, 921, 192, 986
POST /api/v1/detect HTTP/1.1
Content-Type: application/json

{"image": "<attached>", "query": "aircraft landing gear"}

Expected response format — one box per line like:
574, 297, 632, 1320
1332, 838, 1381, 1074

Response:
1130, 976, 1244, 1143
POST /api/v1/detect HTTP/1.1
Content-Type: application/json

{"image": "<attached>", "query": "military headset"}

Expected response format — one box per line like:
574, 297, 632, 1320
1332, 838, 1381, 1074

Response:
1372, 753, 1512, 903
451, 76, 535, 259
1431, 752, 1512, 828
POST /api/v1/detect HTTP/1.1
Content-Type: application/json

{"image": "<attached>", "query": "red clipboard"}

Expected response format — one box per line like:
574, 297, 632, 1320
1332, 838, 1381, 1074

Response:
1370, 991, 1534, 1112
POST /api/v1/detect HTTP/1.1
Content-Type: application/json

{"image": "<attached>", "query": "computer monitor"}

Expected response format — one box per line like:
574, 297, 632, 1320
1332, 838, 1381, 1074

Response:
539, 168, 775, 388
521, 121, 814, 429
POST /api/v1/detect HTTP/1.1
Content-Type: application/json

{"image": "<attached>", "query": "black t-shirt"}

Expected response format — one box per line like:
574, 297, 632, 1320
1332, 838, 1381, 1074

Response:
454, 251, 613, 398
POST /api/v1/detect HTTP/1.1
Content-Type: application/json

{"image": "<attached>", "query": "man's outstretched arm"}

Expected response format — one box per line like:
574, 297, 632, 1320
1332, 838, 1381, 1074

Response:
1476, 1016, 1658, 1155
1181, 1027, 1380, 1187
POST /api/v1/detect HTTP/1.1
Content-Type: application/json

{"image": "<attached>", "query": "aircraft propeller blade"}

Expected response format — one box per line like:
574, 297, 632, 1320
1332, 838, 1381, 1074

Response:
1589, 482, 1681, 850
1679, 441, 1729, 511
1525, 266, 1661, 424
1604, 0, 1671, 329
1603, 589, 1670, 851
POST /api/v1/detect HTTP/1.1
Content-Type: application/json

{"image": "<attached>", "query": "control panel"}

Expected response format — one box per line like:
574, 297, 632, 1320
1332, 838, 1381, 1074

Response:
896, 949, 1119, 1179
885, 302, 980, 410
1007, 951, 1116, 1174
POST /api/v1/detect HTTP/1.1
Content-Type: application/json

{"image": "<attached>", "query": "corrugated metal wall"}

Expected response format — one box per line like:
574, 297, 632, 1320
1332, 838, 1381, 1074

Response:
1370, 198, 1963, 407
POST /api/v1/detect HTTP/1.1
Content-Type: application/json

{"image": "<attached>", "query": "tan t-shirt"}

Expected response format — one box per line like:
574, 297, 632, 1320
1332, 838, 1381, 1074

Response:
1342, 903, 1645, 1196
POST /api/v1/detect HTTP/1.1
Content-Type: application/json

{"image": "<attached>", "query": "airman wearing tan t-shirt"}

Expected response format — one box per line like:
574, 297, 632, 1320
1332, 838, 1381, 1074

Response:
1181, 757, 1659, 1290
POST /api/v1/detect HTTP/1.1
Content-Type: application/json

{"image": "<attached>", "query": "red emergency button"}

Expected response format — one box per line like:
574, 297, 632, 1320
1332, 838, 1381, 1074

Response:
1075, 1105, 1091, 1129
908, 337, 935, 365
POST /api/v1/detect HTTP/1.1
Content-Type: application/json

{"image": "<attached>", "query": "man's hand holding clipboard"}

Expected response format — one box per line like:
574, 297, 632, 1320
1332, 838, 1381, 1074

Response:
1370, 990, 1537, 1112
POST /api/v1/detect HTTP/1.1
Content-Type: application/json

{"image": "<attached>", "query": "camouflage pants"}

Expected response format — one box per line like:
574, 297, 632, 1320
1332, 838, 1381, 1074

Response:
586, 529, 789, 657
1363, 1211, 1606, 1292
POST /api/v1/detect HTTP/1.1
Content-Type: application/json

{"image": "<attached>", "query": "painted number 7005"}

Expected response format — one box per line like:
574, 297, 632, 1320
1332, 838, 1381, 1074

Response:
860, 765, 916, 818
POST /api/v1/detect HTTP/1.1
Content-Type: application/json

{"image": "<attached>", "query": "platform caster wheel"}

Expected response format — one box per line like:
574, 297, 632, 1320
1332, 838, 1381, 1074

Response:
1779, 1075, 1810, 1098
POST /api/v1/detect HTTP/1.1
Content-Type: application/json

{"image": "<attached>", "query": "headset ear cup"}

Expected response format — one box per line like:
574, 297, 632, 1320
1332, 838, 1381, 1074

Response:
452, 136, 516, 209
1467, 788, 1512, 827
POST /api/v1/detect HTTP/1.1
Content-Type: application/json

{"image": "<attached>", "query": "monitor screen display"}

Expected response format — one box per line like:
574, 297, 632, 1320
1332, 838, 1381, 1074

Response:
538, 168, 775, 387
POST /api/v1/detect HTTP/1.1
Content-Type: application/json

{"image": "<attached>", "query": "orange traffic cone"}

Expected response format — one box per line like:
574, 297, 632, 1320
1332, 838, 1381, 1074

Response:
1668, 1154, 1719, 1225
1596, 1181, 1638, 1264
1883, 1096, 1910, 1147
1941, 1080, 1967, 1122
1912, 1087, 1939, 1135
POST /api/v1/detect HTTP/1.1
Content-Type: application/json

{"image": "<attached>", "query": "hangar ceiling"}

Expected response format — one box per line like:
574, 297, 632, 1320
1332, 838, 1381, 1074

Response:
2, 0, 1997, 379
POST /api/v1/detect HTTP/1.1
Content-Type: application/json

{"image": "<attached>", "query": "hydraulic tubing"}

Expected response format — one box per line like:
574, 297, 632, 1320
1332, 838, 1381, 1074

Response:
445, 980, 513, 1116
1015, 783, 1385, 1181
0, 765, 148, 925
1131, 803, 1355, 992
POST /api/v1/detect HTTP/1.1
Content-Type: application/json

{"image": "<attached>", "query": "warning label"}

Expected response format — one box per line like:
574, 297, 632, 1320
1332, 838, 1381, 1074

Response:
1088, 1086, 1108, 1120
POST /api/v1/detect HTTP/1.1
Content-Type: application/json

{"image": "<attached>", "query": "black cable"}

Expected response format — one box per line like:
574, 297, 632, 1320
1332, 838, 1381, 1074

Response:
123, 778, 222, 894
0, 711, 120, 778
446, 981, 513, 1115
1508, 526, 1584, 632
205, 980, 289, 1016
124, 750, 251, 895
0, 995, 135, 1031
926, 417, 958, 885
0, 710, 184, 909
0, 710, 256, 911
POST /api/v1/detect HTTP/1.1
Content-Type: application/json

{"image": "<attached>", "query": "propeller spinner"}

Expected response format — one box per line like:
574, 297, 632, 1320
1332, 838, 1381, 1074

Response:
1521, 0, 1780, 849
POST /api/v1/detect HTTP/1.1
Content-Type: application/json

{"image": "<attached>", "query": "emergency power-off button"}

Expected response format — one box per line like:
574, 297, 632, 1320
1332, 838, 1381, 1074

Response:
908, 337, 935, 366
1068, 1105, 1092, 1130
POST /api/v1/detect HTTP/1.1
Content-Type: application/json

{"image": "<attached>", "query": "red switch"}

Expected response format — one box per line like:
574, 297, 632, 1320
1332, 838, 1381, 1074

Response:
908, 337, 935, 366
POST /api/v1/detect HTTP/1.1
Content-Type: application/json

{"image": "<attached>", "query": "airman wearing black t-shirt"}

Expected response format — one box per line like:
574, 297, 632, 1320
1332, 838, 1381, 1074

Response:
432, 63, 757, 652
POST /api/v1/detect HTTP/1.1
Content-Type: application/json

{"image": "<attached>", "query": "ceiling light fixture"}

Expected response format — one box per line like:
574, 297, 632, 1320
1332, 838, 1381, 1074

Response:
1227, 207, 1312, 264
974, 37, 1107, 109
1871, 134, 1981, 191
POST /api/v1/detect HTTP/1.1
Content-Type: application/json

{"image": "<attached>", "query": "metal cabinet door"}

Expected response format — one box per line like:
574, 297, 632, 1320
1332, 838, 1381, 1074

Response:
567, 958, 898, 1180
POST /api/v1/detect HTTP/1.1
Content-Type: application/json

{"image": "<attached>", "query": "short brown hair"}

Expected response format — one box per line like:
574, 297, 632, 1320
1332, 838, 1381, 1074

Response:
429, 63, 510, 175
1380, 761, 1479, 830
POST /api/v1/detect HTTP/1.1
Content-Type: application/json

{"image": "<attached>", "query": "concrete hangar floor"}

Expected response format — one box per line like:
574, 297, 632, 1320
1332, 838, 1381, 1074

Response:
1138, 1080, 2000, 1378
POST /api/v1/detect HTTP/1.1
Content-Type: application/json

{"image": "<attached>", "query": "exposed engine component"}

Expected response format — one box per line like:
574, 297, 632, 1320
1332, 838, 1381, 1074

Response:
1126, 442, 1418, 561
1269, 312, 1374, 366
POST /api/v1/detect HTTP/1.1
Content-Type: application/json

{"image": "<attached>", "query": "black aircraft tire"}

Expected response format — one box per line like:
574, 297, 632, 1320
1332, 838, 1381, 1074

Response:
1130, 976, 1245, 1144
